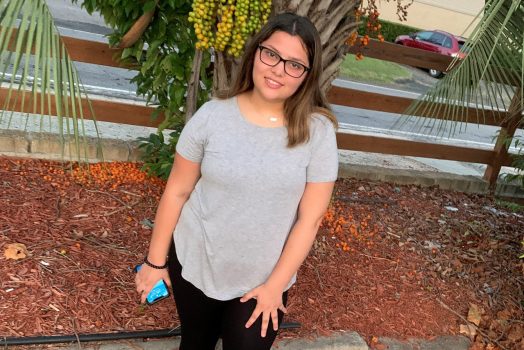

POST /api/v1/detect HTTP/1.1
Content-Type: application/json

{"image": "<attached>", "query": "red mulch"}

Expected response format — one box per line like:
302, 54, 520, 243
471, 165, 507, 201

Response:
1, 156, 523, 350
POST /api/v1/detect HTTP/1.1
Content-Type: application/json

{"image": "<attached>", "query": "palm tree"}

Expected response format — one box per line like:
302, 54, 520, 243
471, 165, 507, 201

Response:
0, 0, 100, 161
399, 0, 523, 185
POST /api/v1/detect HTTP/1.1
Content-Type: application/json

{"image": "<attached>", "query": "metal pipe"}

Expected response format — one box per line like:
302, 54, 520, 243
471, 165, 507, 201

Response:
1, 322, 301, 346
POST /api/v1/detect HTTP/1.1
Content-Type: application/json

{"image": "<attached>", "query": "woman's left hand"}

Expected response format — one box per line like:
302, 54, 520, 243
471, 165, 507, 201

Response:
240, 284, 287, 337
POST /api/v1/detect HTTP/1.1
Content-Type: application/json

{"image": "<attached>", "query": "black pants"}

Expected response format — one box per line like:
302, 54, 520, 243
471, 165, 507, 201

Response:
167, 244, 288, 350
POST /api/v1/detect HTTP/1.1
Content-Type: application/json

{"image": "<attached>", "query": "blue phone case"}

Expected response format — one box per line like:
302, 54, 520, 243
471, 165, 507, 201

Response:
134, 264, 170, 305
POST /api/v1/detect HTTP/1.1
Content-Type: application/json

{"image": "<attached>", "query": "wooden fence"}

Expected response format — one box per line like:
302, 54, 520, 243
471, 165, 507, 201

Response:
2, 31, 522, 189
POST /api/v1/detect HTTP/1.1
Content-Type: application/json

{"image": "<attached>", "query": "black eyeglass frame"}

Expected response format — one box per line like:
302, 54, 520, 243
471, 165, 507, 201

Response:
257, 45, 310, 78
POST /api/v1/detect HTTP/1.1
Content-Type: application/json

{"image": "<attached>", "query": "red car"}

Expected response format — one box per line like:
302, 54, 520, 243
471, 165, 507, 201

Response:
395, 30, 467, 78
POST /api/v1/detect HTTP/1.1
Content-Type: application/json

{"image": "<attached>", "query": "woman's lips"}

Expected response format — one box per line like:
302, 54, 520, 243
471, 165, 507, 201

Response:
265, 77, 283, 89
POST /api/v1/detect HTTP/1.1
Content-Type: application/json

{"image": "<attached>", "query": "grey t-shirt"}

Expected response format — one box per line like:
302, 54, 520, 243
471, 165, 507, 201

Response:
174, 96, 338, 300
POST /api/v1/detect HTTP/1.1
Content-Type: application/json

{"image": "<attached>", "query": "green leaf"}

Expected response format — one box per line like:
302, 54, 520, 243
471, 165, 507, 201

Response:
160, 55, 173, 72
121, 47, 134, 59
143, 1, 157, 13
174, 87, 185, 105
173, 64, 185, 81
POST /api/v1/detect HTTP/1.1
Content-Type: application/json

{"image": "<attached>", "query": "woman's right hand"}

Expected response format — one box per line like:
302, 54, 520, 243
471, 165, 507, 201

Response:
135, 264, 172, 304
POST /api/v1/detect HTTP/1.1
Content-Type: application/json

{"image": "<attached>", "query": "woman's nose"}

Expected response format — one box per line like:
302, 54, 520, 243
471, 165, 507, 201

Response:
270, 60, 285, 76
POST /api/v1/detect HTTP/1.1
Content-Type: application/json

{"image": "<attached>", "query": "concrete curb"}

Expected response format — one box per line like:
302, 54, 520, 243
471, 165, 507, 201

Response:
54, 332, 471, 350
0, 129, 141, 163
339, 162, 524, 199
1, 128, 523, 199
55, 331, 368, 349
378, 335, 471, 350
273, 332, 368, 349
339, 162, 491, 194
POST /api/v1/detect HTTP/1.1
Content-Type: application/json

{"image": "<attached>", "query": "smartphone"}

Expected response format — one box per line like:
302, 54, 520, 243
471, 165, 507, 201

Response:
134, 264, 170, 305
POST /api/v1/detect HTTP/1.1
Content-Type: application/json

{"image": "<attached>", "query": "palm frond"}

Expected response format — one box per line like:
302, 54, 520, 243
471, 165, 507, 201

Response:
0, 0, 100, 161
397, 0, 523, 137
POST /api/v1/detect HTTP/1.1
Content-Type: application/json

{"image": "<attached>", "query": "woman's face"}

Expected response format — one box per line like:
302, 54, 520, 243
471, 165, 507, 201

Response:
252, 31, 310, 105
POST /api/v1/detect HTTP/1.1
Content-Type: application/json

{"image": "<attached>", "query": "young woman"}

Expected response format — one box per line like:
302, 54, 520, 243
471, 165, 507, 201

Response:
135, 12, 339, 350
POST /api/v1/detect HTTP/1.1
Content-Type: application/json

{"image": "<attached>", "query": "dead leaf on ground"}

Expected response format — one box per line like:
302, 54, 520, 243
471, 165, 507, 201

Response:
460, 324, 478, 341
4, 243, 29, 260
468, 304, 482, 326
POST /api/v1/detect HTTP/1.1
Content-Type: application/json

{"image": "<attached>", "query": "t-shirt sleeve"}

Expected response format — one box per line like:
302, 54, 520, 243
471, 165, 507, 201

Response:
306, 116, 339, 182
175, 102, 211, 163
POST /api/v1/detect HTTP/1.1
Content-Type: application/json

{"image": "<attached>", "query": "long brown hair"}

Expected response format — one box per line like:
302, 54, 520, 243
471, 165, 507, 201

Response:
216, 12, 338, 147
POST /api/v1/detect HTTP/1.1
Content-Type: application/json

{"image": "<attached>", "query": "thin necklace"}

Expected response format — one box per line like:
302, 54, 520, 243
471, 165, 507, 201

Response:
246, 95, 282, 123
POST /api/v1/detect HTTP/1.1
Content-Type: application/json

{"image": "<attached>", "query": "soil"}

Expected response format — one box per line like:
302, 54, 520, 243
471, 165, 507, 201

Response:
1, 156, 523, 350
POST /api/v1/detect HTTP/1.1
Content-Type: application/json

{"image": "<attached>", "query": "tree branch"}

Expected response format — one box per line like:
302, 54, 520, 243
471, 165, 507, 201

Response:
322, 22, 358, 64
295, 0, 315, 17
321, 56, 345, 91
318, 1, 358, 46
117, 3, 157, 49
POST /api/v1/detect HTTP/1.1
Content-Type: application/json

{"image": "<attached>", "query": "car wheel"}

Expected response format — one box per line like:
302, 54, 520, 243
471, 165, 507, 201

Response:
429, 69, 443, 78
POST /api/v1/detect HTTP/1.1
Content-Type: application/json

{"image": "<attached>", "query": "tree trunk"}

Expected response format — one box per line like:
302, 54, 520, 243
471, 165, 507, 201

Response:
211, 0, 360, 94
185, 49, 203, 122
212, 50, 242, 94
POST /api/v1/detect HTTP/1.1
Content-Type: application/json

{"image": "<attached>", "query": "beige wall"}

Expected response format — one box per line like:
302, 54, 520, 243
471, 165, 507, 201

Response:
367, 0, 485, 37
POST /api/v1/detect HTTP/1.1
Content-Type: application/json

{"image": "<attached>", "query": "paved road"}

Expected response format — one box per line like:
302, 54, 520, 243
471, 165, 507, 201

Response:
46, 0, 110, 34
331, 80, 522, 151
14, 1, 524, 152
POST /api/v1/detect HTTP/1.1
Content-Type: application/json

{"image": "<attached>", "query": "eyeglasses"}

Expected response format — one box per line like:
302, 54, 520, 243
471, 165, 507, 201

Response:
257, 45, 310, 78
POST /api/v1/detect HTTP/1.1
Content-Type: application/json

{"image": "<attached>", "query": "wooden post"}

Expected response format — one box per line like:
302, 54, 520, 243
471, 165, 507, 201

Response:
483, 88, 522, 189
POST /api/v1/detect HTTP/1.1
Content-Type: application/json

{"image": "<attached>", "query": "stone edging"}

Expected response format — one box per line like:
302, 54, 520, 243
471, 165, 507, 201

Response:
0, 129, 140, 163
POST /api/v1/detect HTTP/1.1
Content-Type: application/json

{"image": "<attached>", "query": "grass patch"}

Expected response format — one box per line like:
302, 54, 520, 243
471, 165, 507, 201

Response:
339, 54, 412, 85
496, 199, 524, 213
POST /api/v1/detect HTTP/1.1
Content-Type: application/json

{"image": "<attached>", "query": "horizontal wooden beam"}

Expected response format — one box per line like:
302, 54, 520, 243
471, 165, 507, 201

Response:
327, 85, 507, 127
62, 37, 130, 69
0, 87, 160, 127
336, 132, 513, 166
1, 84, 510, 130
4, 27, 132, 69
345, 38, 453, 72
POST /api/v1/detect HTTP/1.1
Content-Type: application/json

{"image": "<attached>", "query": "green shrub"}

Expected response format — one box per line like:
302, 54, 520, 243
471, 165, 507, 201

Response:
358, 17, 421, 42
78, 0, 212, 180
137, 128, 182, 180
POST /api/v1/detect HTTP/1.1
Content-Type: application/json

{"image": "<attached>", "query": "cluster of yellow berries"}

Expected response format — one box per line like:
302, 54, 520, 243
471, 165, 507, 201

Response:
189, 0, 272, 57
189, 0, 217, 50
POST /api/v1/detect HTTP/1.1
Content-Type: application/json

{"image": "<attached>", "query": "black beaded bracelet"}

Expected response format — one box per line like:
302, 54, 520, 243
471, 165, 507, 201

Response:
144, 256, 168, 269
